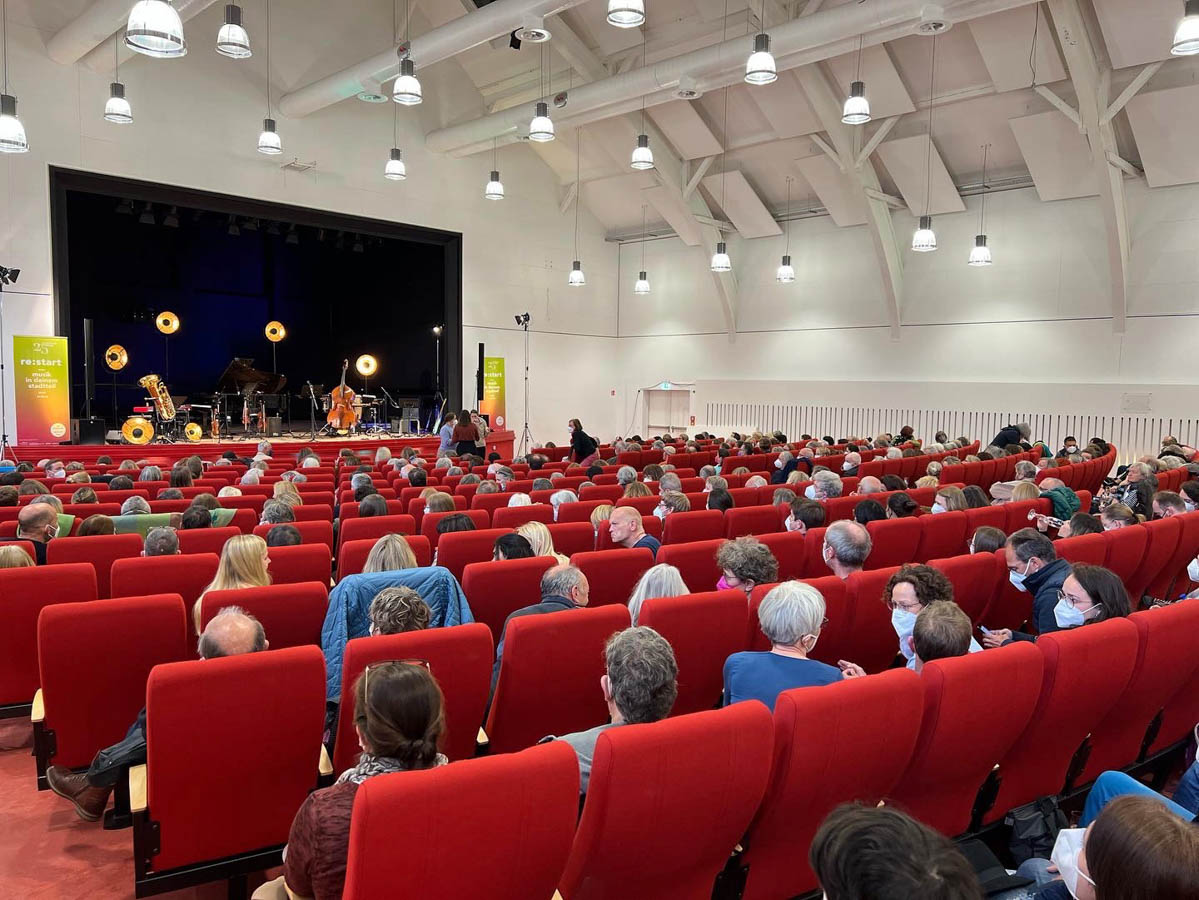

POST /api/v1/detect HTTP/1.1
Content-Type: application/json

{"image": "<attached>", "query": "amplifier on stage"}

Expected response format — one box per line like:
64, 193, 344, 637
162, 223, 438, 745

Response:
267, 416, 283, 437
71, 417, 107, 445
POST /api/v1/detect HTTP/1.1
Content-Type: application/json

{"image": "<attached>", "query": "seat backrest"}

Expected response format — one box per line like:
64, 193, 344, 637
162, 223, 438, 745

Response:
546, 522, 596, 557
656, 539, 725, 595
1130, 516, 1182, 602
266, 543, 332, 586
45, 533, 143, 598
555, 500, 606, 524
740, 670, 925, 900
1055, 533, 1108, 567
38, 594, 188, 769
145, 645, 326, 871
887, 643, 1043, 836
844, 566, 903, 673
252, 519, 334, 553
486, 604, 631, 754
638, 591, 748, 716
336, 535, 430, 577
964, 506, 1007, 534
1085, 602, 1199, 783
110, 554, 219, 628
1102, 526, 1148, 590
291, 504, 334, 522
0, 562, 98, 705
570, 548, 655, 608
927, 553, 1004, 625
338, 515, 418, 551
559, 703, 774, 900
343, 742, 580, 900
435, 527, 513, 582
863, 518, 922, 570
200, 582, 328, 651
724, 505, 785, 539
339, 499, 407, 520
1146, 608, 1199, 756
334, 624, 495, 772
915, 510, 969, 562
755, 530, 810, 582
461, 557, 556, 645
420, 509, 491, 548
176, 526, 239, 556
1151, 511, 1199, 600
661, 509, 725, 545
986, 618, 1139, 824
492, 504, 554, 529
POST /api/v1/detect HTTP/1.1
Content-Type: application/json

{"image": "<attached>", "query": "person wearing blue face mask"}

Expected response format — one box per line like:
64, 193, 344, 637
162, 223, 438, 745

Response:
884, 565, 982, 668
983, 563, 1130, 647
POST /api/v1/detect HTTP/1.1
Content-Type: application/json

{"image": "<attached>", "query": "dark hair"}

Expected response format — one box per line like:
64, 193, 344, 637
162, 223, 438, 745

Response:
1070, 563, 1131, 622
853, 499, 887, 525
1006, 528, 1056, 563
494, 533, 534, 560
962, 485, 990, 508
887, 493, 919, 518
970, 526, 1007, 554
169, 467, 193, 488
881, 474, 907, 492
1087, 794, 1199, 899
913, 601, 972, 663
352, 662, 445, 769
1065, 512, 1103, 536
810, 804, 983, 900
789, 497, 826, 529
180, 505, 211, 529
407, 468, 427, 487
707, 488, 734, 512
354, 483, 378, 503
436, 512, 476, 534
458, 409, 472, 423
586, 465, 603, 478
265, 524, 302, 547
883, 564, 954, 610
158, 488, 184, 500
358, 494, 388, 517
70, 486, 98, 505
78, 514, 115, 536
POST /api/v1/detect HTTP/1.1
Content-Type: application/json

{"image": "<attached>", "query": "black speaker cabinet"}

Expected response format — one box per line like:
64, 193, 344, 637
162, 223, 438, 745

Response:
267, 416, 283, 437
71, 417, 107, 445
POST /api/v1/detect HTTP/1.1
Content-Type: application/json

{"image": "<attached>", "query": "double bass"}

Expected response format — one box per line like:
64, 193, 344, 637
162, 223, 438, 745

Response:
327, 359, 358, 433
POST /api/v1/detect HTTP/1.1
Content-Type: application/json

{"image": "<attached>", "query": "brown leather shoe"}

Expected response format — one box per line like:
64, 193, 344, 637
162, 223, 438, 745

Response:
46, 765, 112, 821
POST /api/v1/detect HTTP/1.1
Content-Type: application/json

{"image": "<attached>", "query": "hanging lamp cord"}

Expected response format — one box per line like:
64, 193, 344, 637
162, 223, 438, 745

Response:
265, 0, 271, 117
3, 0, 8, 94
923, 33, 936, 216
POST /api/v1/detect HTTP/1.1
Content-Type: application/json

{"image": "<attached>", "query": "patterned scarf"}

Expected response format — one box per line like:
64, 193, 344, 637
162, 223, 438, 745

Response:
336, 752, 447, 785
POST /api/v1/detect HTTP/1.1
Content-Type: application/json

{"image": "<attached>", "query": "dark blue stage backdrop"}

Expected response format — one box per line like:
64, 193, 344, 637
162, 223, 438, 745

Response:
63, 189, 447, 429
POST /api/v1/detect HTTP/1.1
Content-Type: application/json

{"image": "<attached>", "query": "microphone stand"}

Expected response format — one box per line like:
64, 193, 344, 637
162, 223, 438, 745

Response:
379, 386, 398, 433
307, 381, 318, 441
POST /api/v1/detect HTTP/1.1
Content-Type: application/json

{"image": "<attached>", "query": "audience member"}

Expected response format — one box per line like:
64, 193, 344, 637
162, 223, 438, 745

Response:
0, 544, 33, 568
516, 521, 566, 562
265, 524, 303, 547
786, 498, 826, 534
70, 486, 98, 505
77, 514, 114, 537
885, 564, 982, 668
715, 536, 779, 596
627, 563, 688, 624
970, 525, 1007, 555
1100, 503, 1137, 531
932, 486, 967, 513
550, 489, 578, 521
492, 565, 589, 690
962, 485, 991, 508
368, 586, 431, 635
911, 601, 973, 671
362, 534, 417, 573
707, 488, 734, 512
887, 492, 920, 518
822, 521, 872, 580
853, 499, 887, 525
608, 506, 660, 558
998, 529, 1071, 635
120, 496, 151, 516
195, 535, 271, 630
985, 563, 1131, 647
143, 526, 179, 557
7, 504, 58, 563
1058, 512, 1103, 538
492, 533, 535, 561
435, 513, 476, 535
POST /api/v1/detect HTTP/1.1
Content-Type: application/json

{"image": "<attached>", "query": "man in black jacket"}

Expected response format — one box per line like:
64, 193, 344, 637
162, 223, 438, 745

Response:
490, 564, 589, 693
982, 529, 1071, 646
990, 422, 1031, 449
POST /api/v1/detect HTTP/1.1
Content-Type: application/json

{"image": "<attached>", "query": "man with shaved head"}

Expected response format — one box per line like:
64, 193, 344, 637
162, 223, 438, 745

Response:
854, 476, 885, 496
45, 607, 268, 822
607, 506, 660, 558
5, 502, 58, 563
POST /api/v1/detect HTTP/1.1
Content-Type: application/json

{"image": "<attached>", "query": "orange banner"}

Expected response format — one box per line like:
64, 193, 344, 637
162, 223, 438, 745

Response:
14, 335, 71, 444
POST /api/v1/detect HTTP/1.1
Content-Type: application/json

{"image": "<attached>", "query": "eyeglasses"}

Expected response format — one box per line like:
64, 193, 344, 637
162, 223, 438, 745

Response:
1055, 589, 1093, 611
363, 658, 431, 695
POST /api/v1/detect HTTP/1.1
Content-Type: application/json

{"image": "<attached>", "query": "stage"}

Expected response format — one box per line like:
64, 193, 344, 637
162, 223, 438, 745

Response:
7, 430, 516, 465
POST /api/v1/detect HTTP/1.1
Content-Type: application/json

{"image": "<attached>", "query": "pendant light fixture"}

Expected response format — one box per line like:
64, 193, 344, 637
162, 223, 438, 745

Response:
911, 32, 938, 252
256, 0, 281, 154
216, 2, 251, 58
1173, 0, 1199, 54
0, 0, 25, 153
485, 137, 504, 198
630, 33, 654, 169
104, 35, 133, 123
606, 0, 645, 29
841, 34, 870, 124
392, 0, 421, 105
744, 0, 776, 85
711, 0, 732, 272
634, 204, 651, 294
968, 143, 993, 266
568, 128, 585, 287
384, 0, 406, 179
125, 0, 186, 59
776, 176, 795, 283
529, 44, 554, 141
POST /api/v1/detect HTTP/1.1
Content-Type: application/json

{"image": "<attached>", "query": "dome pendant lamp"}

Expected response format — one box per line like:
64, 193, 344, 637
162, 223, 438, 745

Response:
529, 45, 554, 141
384, 1, 407, 180
0, 0, 27, 151
1173, 0, 1199, 55
630, 34, 654, 170
634, 204, 651, 294
776, 176, 795, 283
216, 2, 251, 58
968, 143, 992, 265
911, 33, 938, 252
606, 0, 645, 29
568, 127, 585, 287
104, 36, 132, 124
841, 35, 870, 124
485, 137, 503, 198
392, 0, 422, 104
125, 0, 186, 59
256, 0, 281, 154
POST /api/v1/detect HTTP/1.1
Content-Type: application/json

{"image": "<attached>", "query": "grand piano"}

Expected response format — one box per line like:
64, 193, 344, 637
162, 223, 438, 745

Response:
215, 358, 288, 435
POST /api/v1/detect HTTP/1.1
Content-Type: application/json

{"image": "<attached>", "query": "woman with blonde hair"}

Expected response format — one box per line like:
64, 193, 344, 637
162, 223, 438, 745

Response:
623, 481, 652, 498
914, 475, 939, 490
590, 503, 614, 533
374, 446, 392, 466
363, 534, 418, 574
627, 564, 689, 624
516, 520, 568, 563
195, 534, 271, 630
931, 485, 968, 513
1010, 481, 1041, 502
0, 545, 33, 568
272, 480, 303, 508
424, 492, 455, 514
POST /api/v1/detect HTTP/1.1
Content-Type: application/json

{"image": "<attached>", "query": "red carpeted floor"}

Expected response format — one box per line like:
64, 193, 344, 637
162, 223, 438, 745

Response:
0, 721, 254, 899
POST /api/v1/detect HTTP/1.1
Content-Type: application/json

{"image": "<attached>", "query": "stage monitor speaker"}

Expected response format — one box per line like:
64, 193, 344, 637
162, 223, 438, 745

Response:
267, 416, 283, 437
82, 318, 96, 419
72, 417, 107, 445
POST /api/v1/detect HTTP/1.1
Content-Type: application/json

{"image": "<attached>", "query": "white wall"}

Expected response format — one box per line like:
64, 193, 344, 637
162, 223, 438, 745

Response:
0, 2, 620, 446
612, 181, 1199, 459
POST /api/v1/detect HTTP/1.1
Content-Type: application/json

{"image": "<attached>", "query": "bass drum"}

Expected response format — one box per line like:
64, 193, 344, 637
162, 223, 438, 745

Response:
121, 416, 155, 445
183, 422, 203, 442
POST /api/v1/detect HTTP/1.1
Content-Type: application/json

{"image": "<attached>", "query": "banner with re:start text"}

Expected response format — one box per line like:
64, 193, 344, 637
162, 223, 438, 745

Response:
13, 335, 71, 445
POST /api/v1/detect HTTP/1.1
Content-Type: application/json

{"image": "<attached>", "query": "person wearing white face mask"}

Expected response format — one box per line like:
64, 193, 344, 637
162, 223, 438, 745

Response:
785, 497, 826, 535
821, 521, 871, 581
884, 565, 982, 668
983, 563, 1130, 647
806, 470, 843, 502
989, 529, 1071, 637
1151, 490, 1187, 520
654, 491, 690, 523
840, 452, 861, 477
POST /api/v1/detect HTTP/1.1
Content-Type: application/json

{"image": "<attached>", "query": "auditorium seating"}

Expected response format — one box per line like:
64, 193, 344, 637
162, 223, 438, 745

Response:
843, 567, 905, 673
864, 518, 922, 570
657, 539, 725, 593
435, 528, 511, 582
559, 702, 773, 900
342, 743, 579, 900
176, 526, 240, 555
460, 557, 556, 643
199, 582, 328, 651
570, 548, 655, 608
662, 509, 725, 545
252, 519, 334, 553
736, 670, 925, 899
492, 504, 554, 528
45, 533, 143, 598
110, 554, 220, 637
419, 509, 490, 547
131, 645, 326, 896
546, 522, 597, 557
1130, 516, 1182, 601
333, 624, 493, 772
0, 563, 98, 717
266, 543, 333, 586
336, 535, 430, 577
33, 594, 189, 794
888, 643, 1044, 836
337, 514, 417, 552
637, 590, 747, 715
486, 604, 631, 754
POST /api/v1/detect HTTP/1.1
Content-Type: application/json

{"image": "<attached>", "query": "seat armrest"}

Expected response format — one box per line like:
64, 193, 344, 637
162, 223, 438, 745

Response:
319, 745, 333, 777
31, 688, 44, 723
129, 764, 147, 813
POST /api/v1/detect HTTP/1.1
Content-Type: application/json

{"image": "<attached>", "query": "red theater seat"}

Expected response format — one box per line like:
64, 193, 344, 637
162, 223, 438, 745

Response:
252, 520, 334, 553
656, 539, 724, 595
337, 515, 418, 552
1130, 516, 1182, 602
724, 505, 784, 539
1, 563, 98, 716
887, 643, 1043, 836
176, 526, 239, 556
984, 618, 1138, 824
461, 557, 556, 645
435, 528, 512, 582
570, 548, 655, 608
738, 670, 925, 899
844, 566, 903, 673
928, 553, 1003, 624
492, 504, 554, 529
420, 509, 491, 548
199, 582, 328, 651
266, 544, 332, 587
134, 646, 325, 893
339, 499, 406, 520
546, 522, 595, 557
34, 594, 188, 788
110, 554, 220, 634
1055, 533, 1108, 567
756, 531, 811, 582
291, 504, 334, 522
915, 510, 969, 561
486, 604, 630, 754
864, 518, 922, 570
333, 624, 494, 772
638, 591, 747, 715
558, 703, 773, 900
342, 743, 579, 900
662, 509, 725, 545
1101, 526, 1147, 590
45, 533, 143, 598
